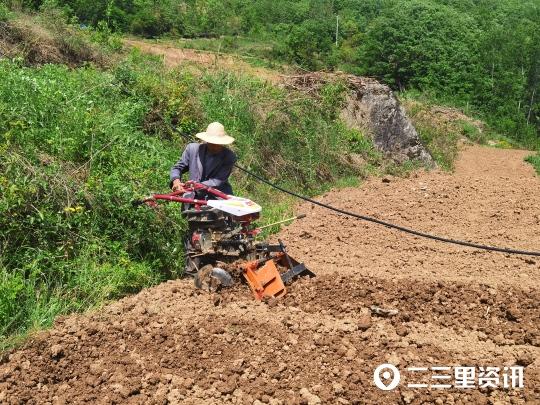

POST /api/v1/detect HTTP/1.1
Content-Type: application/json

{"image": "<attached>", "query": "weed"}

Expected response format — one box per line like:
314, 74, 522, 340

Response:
525, 154, 540, 175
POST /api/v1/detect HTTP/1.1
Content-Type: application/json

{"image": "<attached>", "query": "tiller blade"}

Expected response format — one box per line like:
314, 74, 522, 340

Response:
243, 239, 315, 301
194, 265, 234, 292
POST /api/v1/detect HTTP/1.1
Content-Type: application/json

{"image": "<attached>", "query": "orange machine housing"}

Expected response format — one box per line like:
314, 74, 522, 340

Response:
242, 255, 287, 300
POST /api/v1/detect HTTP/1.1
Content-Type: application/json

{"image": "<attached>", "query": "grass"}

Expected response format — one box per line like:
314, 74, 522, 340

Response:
0, 10, 117, 67
399, 92, 538, 170
525, 154, 540, 175
401, 92, 540, 175
0, 58, 184, 350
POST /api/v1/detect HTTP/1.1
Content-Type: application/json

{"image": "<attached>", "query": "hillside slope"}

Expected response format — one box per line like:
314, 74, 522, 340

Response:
2, 144, 539, 404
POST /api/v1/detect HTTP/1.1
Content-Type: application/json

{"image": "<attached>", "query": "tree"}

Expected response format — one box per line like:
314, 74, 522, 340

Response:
359, 0, 480, 98
285, 18, 334, 69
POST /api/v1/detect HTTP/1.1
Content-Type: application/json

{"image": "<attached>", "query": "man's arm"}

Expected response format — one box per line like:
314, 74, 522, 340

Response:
169, 144, 192, 188
201, 152, 236, 189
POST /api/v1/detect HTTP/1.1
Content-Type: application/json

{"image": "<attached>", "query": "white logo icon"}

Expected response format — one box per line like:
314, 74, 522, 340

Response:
374, 363, 401, 390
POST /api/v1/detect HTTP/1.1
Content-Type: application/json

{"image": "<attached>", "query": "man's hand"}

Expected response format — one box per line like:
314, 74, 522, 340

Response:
171, 179, 182, 191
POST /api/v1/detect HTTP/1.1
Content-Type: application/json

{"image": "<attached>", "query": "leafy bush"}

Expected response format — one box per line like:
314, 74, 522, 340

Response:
284, 19, 334, 69
192, 71, 373, 189
130, 8, 172, 38
359, 0, 480, 96
0, 59, 185, 344
19, 0, 535, 144
401, 96, 461, 170
90, 21, 123, 51
458, 120, 485, 144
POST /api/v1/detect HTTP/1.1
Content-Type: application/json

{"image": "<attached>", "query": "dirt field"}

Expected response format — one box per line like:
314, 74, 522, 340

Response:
1, 144, 539, 404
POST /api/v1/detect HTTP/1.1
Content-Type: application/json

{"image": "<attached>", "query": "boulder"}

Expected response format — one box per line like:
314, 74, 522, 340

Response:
284, 73, 434, 166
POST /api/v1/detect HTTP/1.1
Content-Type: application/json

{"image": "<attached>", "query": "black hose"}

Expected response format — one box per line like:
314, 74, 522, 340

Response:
234, 164, 540, 257
172, 127, 540, 257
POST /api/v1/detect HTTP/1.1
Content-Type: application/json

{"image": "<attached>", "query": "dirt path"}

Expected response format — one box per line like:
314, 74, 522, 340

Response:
1, 144, 539, 404
124, 39, 283, 84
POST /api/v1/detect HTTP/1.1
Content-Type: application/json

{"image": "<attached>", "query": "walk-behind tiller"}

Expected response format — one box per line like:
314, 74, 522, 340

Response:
133, 180, 314, 300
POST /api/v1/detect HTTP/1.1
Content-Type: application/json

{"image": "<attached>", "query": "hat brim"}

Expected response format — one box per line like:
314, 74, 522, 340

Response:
196, 132, 235, 145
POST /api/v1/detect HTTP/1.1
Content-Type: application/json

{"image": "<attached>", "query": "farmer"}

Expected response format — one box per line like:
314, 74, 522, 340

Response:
170, 122, 236, 195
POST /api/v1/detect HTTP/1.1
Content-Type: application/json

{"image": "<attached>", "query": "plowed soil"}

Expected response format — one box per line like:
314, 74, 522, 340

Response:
1, 144, 539, 404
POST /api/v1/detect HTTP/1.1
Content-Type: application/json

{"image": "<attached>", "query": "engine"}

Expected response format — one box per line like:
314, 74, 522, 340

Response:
184, 206, 259, 259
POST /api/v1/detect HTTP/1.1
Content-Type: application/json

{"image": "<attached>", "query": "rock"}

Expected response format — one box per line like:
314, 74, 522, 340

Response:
357, 312, 372, 331
212, 295, 222, 306
167, 388, 183, 404
516, 351, 534, 367
215, 379, 236, 395
395, 325, 409, 337
339, 77, 434, 165
50, 344, 64, 359
493, 333, 506, 345
386, 352, 400, 366
111, 383, 130, 398
505, 306, 520, 322
299, 388, 321, 405
401, 391, 414, 404
182, 377, 195, 389
479, 293, 491, 304
284, 73, 434, 166
345, 348, 356, 360
332, 382, 344, 395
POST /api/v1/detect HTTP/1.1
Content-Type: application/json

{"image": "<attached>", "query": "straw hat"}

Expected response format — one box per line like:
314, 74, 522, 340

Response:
196, 122, 235, 145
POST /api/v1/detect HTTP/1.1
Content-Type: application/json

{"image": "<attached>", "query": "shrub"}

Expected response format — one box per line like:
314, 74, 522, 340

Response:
0, 12, 107, 66
458, 120, 485, 144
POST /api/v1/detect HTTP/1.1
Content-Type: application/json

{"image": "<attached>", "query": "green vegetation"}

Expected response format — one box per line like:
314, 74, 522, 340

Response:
526, 154, 540, 174
0, 58, 179, 348
401, 89, 537, 170
0, 2, 10, 21
0, 5, 122, 66
11, 0, 537, 149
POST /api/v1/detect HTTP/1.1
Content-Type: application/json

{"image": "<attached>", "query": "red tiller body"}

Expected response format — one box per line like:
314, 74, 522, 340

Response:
141, 181, 230, 209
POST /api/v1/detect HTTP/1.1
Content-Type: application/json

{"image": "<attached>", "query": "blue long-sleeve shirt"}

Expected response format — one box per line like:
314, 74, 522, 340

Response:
169, 143, 236, 195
